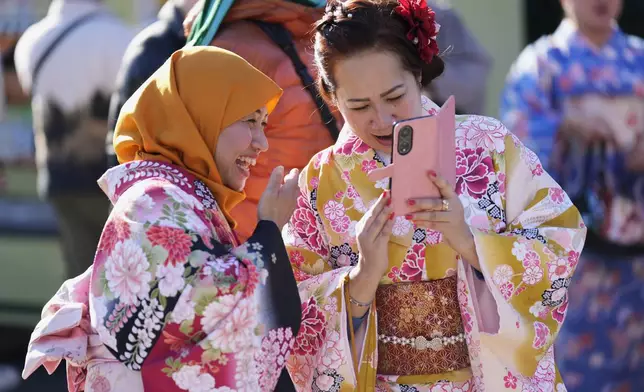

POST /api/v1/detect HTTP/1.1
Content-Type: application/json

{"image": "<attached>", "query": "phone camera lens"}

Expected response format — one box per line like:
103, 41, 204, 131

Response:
397, 126, 413, 155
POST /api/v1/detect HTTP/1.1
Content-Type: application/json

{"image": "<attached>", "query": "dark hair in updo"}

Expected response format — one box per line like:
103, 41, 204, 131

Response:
314, 0, 445, 104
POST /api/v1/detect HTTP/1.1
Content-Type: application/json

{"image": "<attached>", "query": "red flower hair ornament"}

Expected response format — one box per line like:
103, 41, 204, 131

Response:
394, 0, 441, 63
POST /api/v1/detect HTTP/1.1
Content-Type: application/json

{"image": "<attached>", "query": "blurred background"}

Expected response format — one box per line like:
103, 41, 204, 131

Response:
0, 0, 642, 391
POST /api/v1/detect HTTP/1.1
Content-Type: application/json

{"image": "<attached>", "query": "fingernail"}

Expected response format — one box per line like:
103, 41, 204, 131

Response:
405, 214, 413, 220
389, 212, 395, 220
406, 199, 416, 206
427, 170, 437, 177
387, 198, 392, 206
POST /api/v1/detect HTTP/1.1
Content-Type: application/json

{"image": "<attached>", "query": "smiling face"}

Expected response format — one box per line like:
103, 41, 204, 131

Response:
214, 106, 269, 191
562, 0, 622, 31
332, 49, 424, 154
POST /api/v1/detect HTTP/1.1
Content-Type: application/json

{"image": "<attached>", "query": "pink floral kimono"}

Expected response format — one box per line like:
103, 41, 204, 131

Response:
283, 97, 587, 391
22, 161, 302, 391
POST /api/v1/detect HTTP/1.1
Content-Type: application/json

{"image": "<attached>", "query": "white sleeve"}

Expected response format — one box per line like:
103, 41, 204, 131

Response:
13, 29, 36, 94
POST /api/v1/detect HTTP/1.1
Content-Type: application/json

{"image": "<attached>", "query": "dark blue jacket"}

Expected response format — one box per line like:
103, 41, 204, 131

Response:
106, 3, 187, 167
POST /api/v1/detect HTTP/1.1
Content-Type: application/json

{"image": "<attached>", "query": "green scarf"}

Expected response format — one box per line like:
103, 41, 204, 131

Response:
187, 0, 327, 47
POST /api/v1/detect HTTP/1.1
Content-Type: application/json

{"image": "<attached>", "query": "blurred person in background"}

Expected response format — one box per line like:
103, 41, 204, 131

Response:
13, 0, 134, 278
106, 0, 201, 169
427, 1, 492, 114
500, 0, 644, 390
185, 0, 341, 242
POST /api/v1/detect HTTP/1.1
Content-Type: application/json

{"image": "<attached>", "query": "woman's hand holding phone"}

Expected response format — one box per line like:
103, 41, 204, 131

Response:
348, 191, 394, 317
404, 171, 481, 271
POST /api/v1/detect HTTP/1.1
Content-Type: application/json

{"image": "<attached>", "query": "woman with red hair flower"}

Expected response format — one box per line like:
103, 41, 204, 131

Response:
283, 0, 586, 391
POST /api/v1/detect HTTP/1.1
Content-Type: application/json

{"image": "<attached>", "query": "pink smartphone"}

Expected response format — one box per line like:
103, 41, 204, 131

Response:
368, 96, 456, 216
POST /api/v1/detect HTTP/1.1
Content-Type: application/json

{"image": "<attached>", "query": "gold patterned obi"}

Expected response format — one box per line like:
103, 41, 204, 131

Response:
375, 276, 470, 376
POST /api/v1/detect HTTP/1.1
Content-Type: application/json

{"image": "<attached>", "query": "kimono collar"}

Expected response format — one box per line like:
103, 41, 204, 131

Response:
551, 17, 624, 55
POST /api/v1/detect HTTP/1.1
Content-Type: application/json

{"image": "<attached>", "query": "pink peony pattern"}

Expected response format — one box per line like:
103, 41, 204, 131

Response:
293, 297, 327, 357
291, 190, 329, 257
462, 116, 507, 153
400, 243, 425, 281
455, 147, 494, 199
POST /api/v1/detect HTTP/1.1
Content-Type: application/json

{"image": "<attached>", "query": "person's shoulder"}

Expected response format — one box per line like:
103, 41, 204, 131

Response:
517, 35, 553, 64
128, 18, 178, 49
14, 18, 53, 55
506, 36, 554, 81
623, 31, 644, 53
100, 162, 197, 206
305, 144, 336, 170
119, 22, 184, 79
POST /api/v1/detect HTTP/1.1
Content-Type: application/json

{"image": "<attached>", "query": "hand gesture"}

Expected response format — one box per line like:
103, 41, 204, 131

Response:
562, 115, 613, 144
355, 191, 394, 278
257, 166, 300, 228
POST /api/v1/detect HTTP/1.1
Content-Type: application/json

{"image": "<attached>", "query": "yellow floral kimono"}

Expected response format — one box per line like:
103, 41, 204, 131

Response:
283, 98, 586, 391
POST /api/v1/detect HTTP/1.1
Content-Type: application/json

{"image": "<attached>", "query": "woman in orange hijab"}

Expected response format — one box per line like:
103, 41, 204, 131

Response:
22, 46, 302, 391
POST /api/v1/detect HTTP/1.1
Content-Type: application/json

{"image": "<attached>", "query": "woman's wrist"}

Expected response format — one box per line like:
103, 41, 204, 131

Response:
457, 229, 481, 271
348, 265, 380, 302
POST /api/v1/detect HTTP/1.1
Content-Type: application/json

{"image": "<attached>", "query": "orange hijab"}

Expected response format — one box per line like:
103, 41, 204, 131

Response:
113, 47, 283, 228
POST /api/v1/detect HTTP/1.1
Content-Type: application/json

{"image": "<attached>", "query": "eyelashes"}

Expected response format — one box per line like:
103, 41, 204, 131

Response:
349, 94, 405, 111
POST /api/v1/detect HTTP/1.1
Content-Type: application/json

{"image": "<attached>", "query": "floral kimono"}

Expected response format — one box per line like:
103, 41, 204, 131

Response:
283, 97, 586, 391
23, 161, 301, 392
501, 19, 644, 391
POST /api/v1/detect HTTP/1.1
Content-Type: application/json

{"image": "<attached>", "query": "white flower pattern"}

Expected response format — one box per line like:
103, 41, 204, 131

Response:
156, 264, 186, 297
105, 240, 151, 305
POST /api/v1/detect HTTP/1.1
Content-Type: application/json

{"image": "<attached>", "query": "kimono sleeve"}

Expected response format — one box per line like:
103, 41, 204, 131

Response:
468, 132, 586, 377
282, 160, 359, 388
499, 41, 562, 170
92, 183, 300, 390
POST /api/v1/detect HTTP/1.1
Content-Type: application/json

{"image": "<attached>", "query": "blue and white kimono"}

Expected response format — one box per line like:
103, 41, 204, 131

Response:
500, 18, 644, 392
